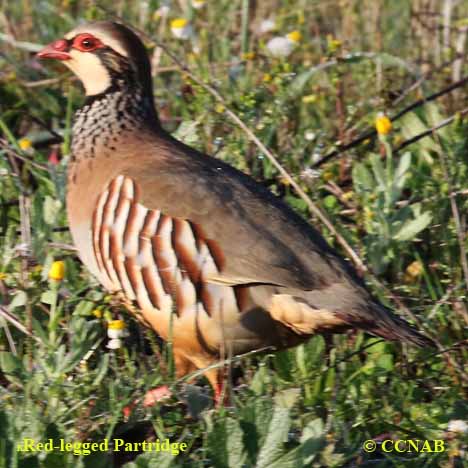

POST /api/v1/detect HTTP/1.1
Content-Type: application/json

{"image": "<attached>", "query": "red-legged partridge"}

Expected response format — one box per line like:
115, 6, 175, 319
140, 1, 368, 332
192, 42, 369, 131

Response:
37, 21, 432, 398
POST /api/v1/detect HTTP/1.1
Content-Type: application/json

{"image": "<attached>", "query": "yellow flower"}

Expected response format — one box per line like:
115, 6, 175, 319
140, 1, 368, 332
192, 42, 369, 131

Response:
214, 103, 225, 114
363, 206, 374, 220
262, 73, 272, 83
375, 113, 392, 135
342, 191, 354, 201
48, 260, 65, 281
92, 309, 103, 319
19, 138, 32, 151
327, 35, 342, 53
171, 18, 188, 29
107, 319, 127, 341
107, 319, 126, 330
286, 30, 302, 43
322, 171, 334, 182
170, 18, 192, 40
0, 272, 7, 280
302, 94, 317, 104
406, 260, 423, 278
242, 51, 256, 61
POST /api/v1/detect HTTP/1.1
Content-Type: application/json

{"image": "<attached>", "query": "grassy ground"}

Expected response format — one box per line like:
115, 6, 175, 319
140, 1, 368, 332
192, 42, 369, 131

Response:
0, 0, 467, 466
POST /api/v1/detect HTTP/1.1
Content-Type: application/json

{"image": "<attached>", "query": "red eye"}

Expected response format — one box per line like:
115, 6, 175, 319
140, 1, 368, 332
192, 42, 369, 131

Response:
73, 34, 102, 52
81, 38, 95, 49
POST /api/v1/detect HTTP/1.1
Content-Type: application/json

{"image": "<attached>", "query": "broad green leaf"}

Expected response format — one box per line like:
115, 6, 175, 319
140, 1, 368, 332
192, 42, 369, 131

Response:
8, 290, 27, 310
394, 152, 411, 182
400, 112, 438, 152
268, 418, 325, 468
274, 388, 301, 409
207, 417, 246, 468
43, 196, 62, 226
0, 351, 23, 375
352, 162, 374, 193
376, 353, 394, 371
300, 418, 325, 443
255, 405, 290, 468
393, 212, 432, 241
41, 290, 57, 305
370, 154, 386, 190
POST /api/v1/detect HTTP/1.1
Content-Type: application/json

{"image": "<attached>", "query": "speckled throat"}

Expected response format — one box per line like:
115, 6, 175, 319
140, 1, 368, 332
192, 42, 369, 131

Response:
71, 84, 157, 163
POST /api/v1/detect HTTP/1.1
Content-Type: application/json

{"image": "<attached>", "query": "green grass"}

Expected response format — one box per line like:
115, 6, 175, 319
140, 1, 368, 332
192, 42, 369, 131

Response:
0, 1, 467, 467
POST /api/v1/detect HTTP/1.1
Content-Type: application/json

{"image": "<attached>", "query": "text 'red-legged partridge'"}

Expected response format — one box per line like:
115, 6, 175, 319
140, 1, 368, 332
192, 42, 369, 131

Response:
37, 21, 433, 400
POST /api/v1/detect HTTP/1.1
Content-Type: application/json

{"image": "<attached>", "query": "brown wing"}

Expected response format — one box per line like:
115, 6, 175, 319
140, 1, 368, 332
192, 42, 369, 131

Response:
120, 134, 360, 293
91, 174, 244, 319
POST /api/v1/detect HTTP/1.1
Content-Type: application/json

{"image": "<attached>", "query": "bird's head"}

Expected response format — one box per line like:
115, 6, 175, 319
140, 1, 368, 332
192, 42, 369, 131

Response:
37, 21, 153, 98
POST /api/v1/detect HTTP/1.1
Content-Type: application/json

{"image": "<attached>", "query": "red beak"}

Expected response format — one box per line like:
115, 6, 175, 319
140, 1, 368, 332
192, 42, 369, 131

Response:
36, 39, 71, 61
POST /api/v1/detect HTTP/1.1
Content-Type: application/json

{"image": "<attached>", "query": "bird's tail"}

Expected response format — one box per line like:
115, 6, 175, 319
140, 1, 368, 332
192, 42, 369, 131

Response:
362, 303, 435, 347
336, 301, 435, 348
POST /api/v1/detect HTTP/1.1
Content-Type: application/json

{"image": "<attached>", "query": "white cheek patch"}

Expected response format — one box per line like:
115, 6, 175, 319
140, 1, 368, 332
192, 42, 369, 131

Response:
65, 50, 112, 96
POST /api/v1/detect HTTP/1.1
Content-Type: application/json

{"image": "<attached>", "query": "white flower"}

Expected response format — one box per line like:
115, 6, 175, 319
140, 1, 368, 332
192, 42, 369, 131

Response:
107, 338, 122, 349
170, 18, 193, 40
266, 37, 294, 58
258, 18, 275, 34
108, 328, 122, 339
311, 152, 322, 164
154, 5, 170, 18
447, 420, 468, 434
304, 131, 316, 141
266, 31, 301, 58
191, 0, 205, 9
300, 168, 320, 181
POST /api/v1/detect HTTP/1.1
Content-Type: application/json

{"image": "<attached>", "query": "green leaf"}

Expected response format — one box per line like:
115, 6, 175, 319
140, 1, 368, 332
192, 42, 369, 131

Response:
41, 290, 57, 305
300, 418, 324, 443
393, 212, 432, 241
255, 405, 290, 468
274, 388, 301, 409
323, 195, 338, 210
31, 317, 48, 343
370, 154, 386, 190
0, 351, 23, 374
43, 196, 62, 225
400, 112, 438, 152
8, 290, 27, 310
352, 162, 374, 193
376, 353, 394, 371
394, 152, 411, 183
207, 417, 246, 468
